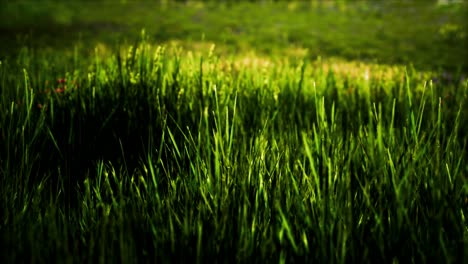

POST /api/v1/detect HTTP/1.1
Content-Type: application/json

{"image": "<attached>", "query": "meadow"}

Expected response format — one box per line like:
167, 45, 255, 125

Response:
0, 1, 467, 263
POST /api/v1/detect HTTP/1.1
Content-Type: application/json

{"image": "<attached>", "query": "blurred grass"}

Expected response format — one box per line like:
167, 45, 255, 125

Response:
0, 1, 466, 71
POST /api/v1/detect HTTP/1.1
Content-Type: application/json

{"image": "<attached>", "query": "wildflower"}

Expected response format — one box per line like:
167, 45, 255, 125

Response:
57, 78, 66, 84
55, 87, 66, 93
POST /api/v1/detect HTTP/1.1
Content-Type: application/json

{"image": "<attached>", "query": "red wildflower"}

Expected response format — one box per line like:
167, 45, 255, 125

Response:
55, 87, 66, 93
57, 78, 66, 84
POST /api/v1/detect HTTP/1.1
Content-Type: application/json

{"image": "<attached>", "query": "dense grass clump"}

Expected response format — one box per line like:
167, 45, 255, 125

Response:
0, 41, 467, 263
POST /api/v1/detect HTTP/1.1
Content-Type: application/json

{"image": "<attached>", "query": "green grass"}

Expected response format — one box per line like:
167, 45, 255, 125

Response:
1, 39, 467, 263
1, 1, 468, 263
0, 1, 466, 71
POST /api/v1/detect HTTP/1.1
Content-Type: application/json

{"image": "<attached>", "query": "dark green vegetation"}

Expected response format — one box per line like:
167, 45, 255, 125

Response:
1, 1, 467, 263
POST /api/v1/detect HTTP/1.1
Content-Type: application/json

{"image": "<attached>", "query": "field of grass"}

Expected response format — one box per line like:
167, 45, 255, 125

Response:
1, 0, 467, 70
1, 1, 467, 263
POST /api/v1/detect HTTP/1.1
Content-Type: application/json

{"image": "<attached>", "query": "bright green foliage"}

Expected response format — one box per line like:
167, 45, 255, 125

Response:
0, 40, 467, 262
0, 1, 467, 263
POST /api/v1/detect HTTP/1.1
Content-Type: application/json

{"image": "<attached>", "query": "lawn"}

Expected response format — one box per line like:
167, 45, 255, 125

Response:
0, 1, 467, 263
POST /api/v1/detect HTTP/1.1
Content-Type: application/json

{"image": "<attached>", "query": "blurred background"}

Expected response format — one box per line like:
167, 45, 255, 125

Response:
0, 0, 466, 71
